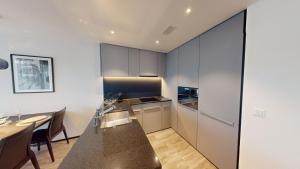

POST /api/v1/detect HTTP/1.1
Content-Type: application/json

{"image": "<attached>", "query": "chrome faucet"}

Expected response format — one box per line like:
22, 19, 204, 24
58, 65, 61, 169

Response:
99, 105, 115, 117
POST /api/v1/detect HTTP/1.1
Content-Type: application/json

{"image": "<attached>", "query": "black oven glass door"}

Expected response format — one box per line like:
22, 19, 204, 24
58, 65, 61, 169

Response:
178, 86, 198, 110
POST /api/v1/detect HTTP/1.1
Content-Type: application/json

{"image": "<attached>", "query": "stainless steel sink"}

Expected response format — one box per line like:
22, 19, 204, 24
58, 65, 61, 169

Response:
100, 110, 132, 128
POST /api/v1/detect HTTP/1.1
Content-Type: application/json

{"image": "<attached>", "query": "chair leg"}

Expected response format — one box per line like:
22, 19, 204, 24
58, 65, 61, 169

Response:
46, 138, 55, 162
37, 142, 40, 151
30, 150, 40, 169
63, 128, 69, 144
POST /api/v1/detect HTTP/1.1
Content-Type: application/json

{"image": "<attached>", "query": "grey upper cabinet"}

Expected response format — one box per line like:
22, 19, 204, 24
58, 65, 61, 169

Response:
101, 44, 129, 77
158, 53, 166, 77
101, 44, 165, 77
197, 12, 245, 169
129, 48, 140, 77
139, 50, 158, 76
178, 38, 200, 88
165, 48, 179, 131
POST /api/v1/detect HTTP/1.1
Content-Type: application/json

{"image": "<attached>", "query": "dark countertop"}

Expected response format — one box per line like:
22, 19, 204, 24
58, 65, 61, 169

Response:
59, 120, 161, 169
111, 96, 171, 112
59, 96, 171, 169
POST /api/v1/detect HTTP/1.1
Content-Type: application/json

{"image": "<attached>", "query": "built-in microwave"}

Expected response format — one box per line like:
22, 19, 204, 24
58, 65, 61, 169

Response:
177, 86, 198, 110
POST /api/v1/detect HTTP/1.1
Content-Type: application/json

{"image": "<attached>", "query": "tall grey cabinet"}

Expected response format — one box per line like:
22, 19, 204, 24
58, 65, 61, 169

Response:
165, 49, 179, 131
197, 12, 245, 169
177, 37, 199, 147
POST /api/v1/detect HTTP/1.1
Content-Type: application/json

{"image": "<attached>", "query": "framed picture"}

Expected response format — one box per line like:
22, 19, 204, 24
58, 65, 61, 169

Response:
10, 54, 55, 93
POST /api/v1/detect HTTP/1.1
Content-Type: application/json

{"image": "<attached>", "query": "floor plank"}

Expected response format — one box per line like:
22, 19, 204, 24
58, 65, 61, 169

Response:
147, 128, 217, 169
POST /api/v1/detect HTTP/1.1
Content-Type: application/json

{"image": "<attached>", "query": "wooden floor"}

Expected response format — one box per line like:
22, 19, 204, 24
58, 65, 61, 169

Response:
147, 128, 216, 169
23, 139, 77, 169
23, 129, 216, 169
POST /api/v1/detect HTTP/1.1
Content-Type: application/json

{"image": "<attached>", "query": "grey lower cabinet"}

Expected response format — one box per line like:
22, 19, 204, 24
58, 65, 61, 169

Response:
132, 101, 171, 134
139, 50, 159, 76
197, 12, 245, 169
143, 103, 162, 133
101, 44, 129, 76
132, 105, 143, 127
161, 102, 171, 129
177, 104, 198, 148
178, 38, 199, 88
165, 48, 179, 131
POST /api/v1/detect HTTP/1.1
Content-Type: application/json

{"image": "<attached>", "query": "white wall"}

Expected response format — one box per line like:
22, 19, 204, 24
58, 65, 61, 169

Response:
0, 18, 103, 139
240, 0, 300, 168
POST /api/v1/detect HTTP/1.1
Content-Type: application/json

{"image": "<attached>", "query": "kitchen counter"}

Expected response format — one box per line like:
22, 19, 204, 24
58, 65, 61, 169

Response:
59, 96, 171, 169
59, 119, 161, 169
111, 96, 171, 112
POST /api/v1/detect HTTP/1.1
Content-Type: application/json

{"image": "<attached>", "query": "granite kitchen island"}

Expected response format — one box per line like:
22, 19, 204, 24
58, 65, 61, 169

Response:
59, 118, 161, 169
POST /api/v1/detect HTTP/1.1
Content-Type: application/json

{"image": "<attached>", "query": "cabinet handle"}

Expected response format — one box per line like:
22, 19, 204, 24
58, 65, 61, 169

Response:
143, 107, 161, 111
144, 107, 161, 112
200, 112, 234, 127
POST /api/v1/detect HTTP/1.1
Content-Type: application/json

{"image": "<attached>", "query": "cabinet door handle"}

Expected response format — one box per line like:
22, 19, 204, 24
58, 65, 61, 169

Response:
144, 107, 161, 112
200, 112, 234, 127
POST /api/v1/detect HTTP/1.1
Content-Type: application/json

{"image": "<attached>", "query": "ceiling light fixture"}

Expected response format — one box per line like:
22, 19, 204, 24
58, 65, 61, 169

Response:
110, 30, 115, 35
155, 40, 160, 44
185, 8, 192, 15
79, 19, 88, 25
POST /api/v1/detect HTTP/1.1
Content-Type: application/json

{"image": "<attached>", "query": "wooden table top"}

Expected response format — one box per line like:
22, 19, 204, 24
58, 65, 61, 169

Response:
0, 112, 53, 140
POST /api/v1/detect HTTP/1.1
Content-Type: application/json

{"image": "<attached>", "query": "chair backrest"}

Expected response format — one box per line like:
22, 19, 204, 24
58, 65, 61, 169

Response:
0, 123, 35, 169
48, 107, 66, 139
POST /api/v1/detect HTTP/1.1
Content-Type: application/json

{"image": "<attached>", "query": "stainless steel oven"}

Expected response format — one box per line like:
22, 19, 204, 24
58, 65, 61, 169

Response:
177, 86, 198, 110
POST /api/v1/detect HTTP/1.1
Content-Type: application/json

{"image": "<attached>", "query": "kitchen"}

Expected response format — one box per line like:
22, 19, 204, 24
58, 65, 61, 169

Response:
0, 0, 299, 169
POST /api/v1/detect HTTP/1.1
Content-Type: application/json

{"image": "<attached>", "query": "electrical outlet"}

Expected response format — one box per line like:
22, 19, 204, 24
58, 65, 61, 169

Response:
254, 107, 266, 118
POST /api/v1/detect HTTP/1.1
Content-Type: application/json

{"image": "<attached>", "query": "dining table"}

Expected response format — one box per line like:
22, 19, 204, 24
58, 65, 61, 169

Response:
0, 112, 53, 140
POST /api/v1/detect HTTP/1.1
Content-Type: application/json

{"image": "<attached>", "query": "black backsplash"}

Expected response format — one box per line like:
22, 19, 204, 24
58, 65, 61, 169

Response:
104, 77, 161, 99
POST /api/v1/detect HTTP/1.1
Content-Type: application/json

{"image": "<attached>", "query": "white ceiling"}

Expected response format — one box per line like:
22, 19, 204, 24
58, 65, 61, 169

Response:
0, 0, 258, 53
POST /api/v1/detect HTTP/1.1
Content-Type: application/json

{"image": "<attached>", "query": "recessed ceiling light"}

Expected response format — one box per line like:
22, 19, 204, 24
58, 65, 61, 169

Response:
155, 40, 160, 44
185, 8, 192, 15
110, 30, 115, 35
79, 19, 88, 25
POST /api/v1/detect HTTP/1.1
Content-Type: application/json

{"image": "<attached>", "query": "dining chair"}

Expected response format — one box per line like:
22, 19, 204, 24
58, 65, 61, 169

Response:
31, 107, 69, 162
0, 123, 40, 169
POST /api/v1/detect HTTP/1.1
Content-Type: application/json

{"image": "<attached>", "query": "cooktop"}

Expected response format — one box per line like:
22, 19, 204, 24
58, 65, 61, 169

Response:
139, 97, 159, 102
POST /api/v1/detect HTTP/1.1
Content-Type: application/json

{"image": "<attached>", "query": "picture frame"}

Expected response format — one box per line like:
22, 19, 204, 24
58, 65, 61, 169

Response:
10, 54, 55, 94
